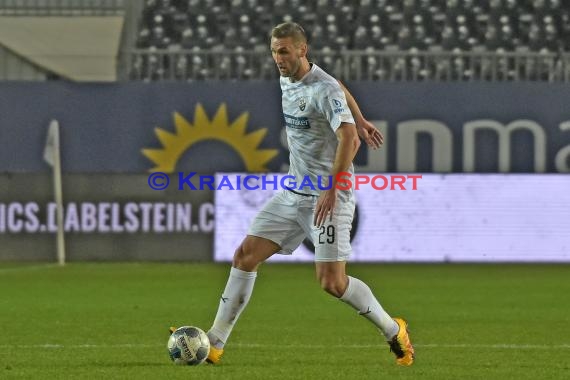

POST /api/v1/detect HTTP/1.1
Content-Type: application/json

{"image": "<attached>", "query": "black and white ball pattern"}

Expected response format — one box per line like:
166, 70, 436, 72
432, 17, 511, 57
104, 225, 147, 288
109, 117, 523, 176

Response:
167, 326, 210, 365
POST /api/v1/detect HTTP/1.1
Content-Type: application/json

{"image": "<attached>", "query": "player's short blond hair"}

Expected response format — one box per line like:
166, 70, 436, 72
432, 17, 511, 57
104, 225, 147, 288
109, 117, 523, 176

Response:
271, 22, 307, 46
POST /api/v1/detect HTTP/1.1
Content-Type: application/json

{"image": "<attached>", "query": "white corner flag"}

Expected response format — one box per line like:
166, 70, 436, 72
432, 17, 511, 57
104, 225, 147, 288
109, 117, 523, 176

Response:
44, 120, 66, 266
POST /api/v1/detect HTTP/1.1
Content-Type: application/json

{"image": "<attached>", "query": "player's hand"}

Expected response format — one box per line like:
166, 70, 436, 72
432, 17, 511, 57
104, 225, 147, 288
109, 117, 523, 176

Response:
356, 119, 383, 149
314, 188, 337, 227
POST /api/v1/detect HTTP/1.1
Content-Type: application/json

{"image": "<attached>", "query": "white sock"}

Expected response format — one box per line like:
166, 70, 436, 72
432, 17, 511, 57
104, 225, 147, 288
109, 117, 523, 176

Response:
340, 276, 399, 340
208, 267, 257, 349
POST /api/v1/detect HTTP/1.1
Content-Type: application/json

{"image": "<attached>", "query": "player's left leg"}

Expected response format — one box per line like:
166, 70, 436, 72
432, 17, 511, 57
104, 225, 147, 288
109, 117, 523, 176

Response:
315, 261, 399, 341
310, 199, 414, 366
315, 262, 414, 365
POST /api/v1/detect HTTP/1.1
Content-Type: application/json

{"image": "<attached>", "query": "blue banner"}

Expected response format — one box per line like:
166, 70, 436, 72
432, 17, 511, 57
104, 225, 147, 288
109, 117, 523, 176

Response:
1, 82, 569, 173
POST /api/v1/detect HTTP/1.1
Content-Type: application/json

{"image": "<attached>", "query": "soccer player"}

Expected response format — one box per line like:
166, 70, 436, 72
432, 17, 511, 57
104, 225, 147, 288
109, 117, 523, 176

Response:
176, 22, 415, 366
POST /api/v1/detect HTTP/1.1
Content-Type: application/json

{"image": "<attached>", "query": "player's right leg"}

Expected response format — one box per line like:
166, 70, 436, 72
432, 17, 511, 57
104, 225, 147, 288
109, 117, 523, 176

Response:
206, 190, 306, 364
206, 235, 280, 364
170, 235, 278, 364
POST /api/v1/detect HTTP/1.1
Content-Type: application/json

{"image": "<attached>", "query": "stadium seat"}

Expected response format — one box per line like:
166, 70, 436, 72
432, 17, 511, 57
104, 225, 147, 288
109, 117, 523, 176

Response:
132, 0, 570, 81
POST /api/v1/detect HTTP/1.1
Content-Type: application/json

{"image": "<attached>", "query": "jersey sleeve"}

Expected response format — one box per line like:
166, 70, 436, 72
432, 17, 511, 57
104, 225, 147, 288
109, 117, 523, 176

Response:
317, 82, 355, 132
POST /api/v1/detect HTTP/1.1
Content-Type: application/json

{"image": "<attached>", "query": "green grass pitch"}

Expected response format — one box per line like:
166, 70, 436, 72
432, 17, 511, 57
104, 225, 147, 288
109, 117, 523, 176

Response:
0, 263, 568, 379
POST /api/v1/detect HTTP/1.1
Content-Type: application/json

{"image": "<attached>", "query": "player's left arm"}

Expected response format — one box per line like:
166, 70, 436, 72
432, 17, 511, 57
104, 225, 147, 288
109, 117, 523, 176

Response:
314, 123, 360, 227
337, 80, 384, 149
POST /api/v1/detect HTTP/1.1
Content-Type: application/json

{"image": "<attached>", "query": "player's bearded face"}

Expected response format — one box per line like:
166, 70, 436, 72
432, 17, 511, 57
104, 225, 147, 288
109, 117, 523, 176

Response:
271, 37, 304, 78
280, 57, 302, 78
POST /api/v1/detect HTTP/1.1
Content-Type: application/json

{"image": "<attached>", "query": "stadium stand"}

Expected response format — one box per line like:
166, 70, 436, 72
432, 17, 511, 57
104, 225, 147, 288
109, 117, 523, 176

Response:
0, 0, 125, 16
0, 0, 568, 81
129, 0, 570, 81
0, 0, 127, 80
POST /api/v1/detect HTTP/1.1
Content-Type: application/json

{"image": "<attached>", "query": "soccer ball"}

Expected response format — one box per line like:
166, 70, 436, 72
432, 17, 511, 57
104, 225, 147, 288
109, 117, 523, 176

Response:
167, 326, 210, 365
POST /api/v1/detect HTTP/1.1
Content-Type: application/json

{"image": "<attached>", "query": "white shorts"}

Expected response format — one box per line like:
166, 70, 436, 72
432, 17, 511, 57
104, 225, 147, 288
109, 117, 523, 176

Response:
248, 190, 355, 262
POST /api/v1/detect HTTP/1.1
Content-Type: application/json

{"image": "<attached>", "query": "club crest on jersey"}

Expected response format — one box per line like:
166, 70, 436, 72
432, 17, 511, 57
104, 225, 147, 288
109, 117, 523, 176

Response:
298, 97, 306, 111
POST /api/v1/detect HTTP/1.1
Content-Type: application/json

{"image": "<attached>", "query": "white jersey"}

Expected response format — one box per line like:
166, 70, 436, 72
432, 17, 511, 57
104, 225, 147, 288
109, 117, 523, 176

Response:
280, 63, 355, 199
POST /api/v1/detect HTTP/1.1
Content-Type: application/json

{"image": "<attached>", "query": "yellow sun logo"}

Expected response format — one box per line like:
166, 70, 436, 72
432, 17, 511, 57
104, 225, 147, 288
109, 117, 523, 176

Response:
142, 103, 278, 173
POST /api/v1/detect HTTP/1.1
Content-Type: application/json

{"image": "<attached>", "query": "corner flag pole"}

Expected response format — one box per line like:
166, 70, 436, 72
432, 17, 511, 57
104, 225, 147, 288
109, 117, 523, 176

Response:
44, 120, 66, 266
